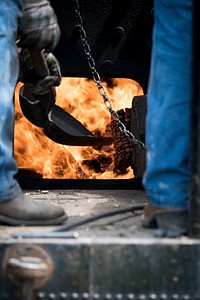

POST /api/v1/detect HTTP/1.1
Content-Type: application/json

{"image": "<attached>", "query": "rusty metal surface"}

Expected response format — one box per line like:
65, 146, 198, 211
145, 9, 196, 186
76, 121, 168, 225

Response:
3, 244, 53, 289
131, 95, 146, 178
0, 238, 200, 299
0, 190, 199, 298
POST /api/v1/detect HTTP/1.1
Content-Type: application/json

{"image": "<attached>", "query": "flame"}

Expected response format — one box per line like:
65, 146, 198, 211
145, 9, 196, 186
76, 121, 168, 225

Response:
14, 78, 143, 179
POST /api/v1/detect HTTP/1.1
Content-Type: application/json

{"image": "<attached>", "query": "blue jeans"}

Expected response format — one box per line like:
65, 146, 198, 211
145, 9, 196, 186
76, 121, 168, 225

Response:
0, 0, 23, 202
142, 0, 193, 209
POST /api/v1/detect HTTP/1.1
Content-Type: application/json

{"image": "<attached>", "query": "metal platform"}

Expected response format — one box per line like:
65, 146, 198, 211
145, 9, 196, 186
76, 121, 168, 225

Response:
0, 190, 199, 299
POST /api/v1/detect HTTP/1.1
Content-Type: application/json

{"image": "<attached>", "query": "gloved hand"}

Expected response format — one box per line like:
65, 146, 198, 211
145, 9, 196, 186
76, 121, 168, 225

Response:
18, 49, 61, 95
17, 0, 60, 52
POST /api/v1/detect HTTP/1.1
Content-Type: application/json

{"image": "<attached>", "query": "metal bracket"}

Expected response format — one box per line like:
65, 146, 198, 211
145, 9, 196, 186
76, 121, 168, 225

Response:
2, 244, 53, 300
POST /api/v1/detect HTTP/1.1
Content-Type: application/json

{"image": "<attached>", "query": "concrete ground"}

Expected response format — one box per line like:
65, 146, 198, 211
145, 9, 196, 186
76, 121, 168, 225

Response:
0, 189, 152, 239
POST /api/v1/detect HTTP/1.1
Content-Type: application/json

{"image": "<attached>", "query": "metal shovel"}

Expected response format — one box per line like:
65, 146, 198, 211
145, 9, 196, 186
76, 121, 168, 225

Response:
19, 51, 113, 146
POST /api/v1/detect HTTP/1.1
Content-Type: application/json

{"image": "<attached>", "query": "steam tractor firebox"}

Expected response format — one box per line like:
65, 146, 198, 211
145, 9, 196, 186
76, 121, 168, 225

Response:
0, 1, 200, 300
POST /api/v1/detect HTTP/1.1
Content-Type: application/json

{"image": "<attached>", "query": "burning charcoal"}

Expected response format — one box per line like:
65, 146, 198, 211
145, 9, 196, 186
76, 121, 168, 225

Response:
110, 109, 133, 175
83, 155, 112, 173
98, 155, 112, 172
82, 159, 101, 173
76, 167, 89, 179
117, 109, 125, 121
125, 108, 131, 130
117, 108, 131, 131
98, 155, 112, 166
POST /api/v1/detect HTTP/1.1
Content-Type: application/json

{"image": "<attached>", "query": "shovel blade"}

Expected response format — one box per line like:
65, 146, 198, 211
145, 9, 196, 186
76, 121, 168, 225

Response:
19, 85, 113, 146
49, 105, 94, 137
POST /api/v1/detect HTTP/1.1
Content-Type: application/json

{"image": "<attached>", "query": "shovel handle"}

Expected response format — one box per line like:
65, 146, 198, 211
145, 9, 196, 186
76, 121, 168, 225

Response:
29, 50, 50, 78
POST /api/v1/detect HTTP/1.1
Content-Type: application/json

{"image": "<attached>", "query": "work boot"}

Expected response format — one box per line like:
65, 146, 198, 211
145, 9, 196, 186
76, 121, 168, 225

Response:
0, 192, 68, 226
141, 202, 188, 237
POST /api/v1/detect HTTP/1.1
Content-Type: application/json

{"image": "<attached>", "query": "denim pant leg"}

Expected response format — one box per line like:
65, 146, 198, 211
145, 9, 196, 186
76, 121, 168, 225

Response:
142, 0, 193, 209
0, 1, 23, 202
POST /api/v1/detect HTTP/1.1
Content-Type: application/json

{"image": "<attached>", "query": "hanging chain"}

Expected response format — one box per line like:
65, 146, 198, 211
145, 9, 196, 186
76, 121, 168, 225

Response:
72, 0, 146, 150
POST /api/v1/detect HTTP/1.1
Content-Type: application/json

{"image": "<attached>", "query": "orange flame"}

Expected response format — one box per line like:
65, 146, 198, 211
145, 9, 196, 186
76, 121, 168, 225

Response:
14, 78, 143, 179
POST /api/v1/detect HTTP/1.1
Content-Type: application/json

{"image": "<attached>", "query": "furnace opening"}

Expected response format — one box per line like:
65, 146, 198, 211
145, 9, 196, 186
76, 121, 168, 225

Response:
14, 77, 144, 180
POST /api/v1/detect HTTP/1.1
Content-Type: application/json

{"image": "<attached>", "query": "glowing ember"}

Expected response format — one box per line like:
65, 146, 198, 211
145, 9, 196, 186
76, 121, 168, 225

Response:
14, 78, 143, 179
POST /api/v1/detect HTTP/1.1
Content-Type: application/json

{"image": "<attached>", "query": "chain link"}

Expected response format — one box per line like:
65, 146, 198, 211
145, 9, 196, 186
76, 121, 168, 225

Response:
72, 0, 146, 150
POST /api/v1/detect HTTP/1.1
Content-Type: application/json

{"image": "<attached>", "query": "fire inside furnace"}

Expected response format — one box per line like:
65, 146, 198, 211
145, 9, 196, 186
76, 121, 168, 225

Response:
14, 77, 143, 179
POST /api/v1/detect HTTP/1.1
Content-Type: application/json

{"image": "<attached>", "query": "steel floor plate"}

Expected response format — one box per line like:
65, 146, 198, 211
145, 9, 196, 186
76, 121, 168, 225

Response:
0, 190, 199, 299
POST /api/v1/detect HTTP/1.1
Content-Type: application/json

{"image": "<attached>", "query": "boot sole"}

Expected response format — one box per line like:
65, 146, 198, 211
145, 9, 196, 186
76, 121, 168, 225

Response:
0, 213, 68, 226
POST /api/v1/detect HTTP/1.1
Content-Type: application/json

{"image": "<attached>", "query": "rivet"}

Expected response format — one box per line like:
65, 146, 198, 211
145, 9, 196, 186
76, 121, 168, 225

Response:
172, 295, 179, 300
172, 276, 179, 283
48, 293, 56, 299
114, 27, 124, 38
37, 292, 45, 299
82, 293, 89, 299
160, 294, 168, 300
59, 293, 68, 299
72, 293, 79, 299
116, 294, 123, 300
105, 294, 112, 300
101, 60, 113, 73
182, 296, 190, 300
127, 294, 135, 300
93, 293, 100, 299
149, 294, 157, 300
112, 26, 125, 46
138, 295, 146, 300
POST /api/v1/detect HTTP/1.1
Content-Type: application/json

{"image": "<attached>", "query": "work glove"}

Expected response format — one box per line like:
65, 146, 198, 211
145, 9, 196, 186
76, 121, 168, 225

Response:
17, 0, 60, 52
18, 49, 61, 95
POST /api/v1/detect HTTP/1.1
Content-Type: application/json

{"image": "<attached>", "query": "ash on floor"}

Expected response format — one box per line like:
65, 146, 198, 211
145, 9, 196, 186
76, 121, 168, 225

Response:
0, 190, 152, 239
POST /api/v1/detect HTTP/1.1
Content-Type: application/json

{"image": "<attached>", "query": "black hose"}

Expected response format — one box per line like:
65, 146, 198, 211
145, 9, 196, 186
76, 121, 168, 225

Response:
52, 204, 145, 232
